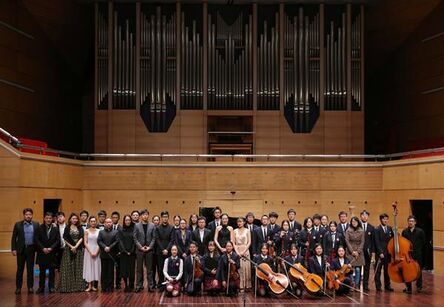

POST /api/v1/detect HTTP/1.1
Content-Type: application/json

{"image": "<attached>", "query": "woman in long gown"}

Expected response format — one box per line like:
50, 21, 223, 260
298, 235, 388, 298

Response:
59, 213, 85, 293
83, 216, 101, 291
233, 217, 251, 291
214, 214, 234, 253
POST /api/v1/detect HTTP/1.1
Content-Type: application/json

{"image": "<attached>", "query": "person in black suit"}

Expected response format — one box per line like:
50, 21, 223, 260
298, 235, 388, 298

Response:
253, 215, 270, 256
360, 210, 375, 291
207, 207, 222, 234
155, 211, 174, 291
111, 211, 122, 289
172, 219, 193, 259
323, 221, 345, 261
402, 215, 426, 294
374, 213, 394, 292
98, 218, 119, 292
192, 217, 211, 256
183, 242, 203, 296
35, 212, 60, 294
312, 214, 327, 245
11, 208, 39, 294
307, 243, 327, 279
337, 211, 349, 235
267, 212, 281, 238
287, 209, 302, 232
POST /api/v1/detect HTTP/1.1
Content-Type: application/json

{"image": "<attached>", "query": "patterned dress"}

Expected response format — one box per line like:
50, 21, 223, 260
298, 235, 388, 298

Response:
59, 228, 85, 292
233, 228, 251, 289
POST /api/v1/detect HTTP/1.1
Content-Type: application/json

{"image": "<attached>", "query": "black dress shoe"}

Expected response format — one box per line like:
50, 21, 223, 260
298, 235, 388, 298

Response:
28, 288, 34, 294
15, 289, 21, 295
417, 287, 422, 293
376, 288, 382, 292
36, 288, 44, 294
403, 288, 412, 294
134, 288, 142, 293
385, 287, 394, 292
49, 288, 56, 293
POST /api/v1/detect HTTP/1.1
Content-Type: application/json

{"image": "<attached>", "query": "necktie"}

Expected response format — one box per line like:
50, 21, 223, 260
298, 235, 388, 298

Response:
291, 222, 294, 230
364, 223, 367, 232
332, 233, 335, 248
343, 224, 346, 232
263, 228, 267, 240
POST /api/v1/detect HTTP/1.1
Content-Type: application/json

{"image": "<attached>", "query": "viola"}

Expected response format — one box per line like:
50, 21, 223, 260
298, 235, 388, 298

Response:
326, 262, 352, 290
193, 255, 203, 279
242, 256, 289, 295
277, 256, 323, 294
227, 254, 240, 281
387, 202, 421, 283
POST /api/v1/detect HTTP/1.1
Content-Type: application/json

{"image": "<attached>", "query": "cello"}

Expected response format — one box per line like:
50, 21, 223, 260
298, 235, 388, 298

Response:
387, 202, 421, 283
277, 256, 323, 294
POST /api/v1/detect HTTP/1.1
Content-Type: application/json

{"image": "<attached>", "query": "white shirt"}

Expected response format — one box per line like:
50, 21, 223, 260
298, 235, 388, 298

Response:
199, 229, 205, 242
261, 226, 268, 239
339, 258, 345, 266
316, 255, 322, 266
163, 256, 183, 281
58, 223, 66, 248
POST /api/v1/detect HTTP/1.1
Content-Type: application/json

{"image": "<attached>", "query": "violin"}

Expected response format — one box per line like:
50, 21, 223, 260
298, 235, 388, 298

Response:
193, 255, 203, 278
242, 256, 289, 295
277, 256, 323, 294
227, 253, 240, 281
387, 202, 421, 283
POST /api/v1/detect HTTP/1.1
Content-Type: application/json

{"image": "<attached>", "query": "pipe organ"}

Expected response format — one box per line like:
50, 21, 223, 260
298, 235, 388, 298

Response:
94, 2, 364, 134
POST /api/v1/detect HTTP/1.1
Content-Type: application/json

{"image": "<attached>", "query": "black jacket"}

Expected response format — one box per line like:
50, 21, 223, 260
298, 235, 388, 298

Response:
401, 227, 426, 263
374, 225, 393, 256
35, 224, 60, 266
361, 223, 375, 257
192, 228, 212, 256
308, 255, 326, 277
322, 231, 345, 256
155, 223, 174, 254
11, 220, 39, 253
98, 228, 119, 259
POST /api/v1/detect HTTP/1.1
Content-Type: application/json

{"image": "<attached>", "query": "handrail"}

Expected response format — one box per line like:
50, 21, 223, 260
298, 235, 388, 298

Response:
1, 126, 444, 162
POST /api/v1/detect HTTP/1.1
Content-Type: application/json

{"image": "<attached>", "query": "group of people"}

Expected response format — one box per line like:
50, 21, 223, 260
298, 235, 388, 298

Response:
11, 206, 426, 298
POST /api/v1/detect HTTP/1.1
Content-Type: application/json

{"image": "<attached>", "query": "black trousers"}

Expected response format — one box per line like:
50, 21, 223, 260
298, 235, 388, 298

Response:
101, 258, 115, 290
406, 258, 423, 290
38, 265, 55, 290
136, 251, 154, 289
155, 253, 168, 287
16, 246, 36, 290
115, 255, 121, 288
374, 256, 390, 289
362, 252, 371, 288
186, 278, 202, 295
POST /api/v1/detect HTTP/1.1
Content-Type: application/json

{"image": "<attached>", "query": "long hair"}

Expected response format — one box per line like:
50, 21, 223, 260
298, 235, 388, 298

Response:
68, 213, 80, 227
122, 214, 134, 229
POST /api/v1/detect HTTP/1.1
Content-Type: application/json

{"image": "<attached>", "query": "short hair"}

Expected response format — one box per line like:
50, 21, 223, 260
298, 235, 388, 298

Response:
140, 209, 149, 215
312, 214, 321, 220
44, 212, 53, 218
313, 243, 323, 250
160, 211, 169, 217
338, 211, 348, 217
407, 215, 417, 222
329, 221, 338, 227
111, 211, 120, 217
23, 208, 33, 215
261, 214, 268, 219
97, 210, 107, 217
189, 241, 198, 247
260, 243, 269, 250
213, 207, 222, 214
290, 243, 298, 250
360, 210, 370, 216
221, 213, 229, 219
79, 210, 89, 217
197, 216, 207, 222
268, 212, 279, 218
379, 213, 389, 220
131, 210, 140, 216
287, 208, 296, 215
56, 211, 65, 217
245, 212, 255, 219
303, 217, 313, 228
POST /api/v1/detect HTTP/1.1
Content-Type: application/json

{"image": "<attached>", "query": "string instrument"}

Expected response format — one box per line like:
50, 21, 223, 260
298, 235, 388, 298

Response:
387, 202, 421, 283
193, 255, 203, 279
277, 256, 323, 294
227, 253, 240, 281
268, 235, 276, 258
242, 256, 289, 295
326, 259, 353, 290
279, 231, 290, 257
304, 229, 312, 264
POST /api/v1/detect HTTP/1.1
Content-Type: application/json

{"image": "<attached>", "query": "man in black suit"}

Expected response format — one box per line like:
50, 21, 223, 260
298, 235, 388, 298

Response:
268, 212, 281, 238
402, 215, 426, 294
11, 208, 39, 294
287, 209, 302, 232
312, 214, 327, 245
155, 211, 174, 291
35, 212, 60, 294
111, 211, 122, 289
98, 218, 119, 292
374, 213, 394, 292
337, 211, 349, 235
192, 216, 211, 256
360, 210, 375, 291
254, 215, 271, 255
207, 207, 222, 234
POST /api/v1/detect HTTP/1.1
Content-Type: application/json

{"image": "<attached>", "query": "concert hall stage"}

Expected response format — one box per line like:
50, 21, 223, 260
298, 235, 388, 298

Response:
1, 271, 442, 307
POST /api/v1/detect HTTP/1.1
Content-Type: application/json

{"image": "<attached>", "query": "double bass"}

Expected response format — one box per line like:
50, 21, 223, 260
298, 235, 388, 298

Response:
387, 202, 421, 283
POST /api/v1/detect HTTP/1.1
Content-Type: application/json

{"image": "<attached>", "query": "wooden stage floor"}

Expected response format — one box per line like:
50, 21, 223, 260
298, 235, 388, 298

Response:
1, 271, 443, 306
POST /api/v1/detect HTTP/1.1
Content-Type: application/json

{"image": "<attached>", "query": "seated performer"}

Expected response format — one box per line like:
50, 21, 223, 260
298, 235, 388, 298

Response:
202, 241, 220, 295
217, 241, 240, 296
329, 246, 352, 295
183, 241, 203, 296
283, 243, 304, 297
308, 243, 327, 279
163, 245, 183, 297
253, 243, 277, 297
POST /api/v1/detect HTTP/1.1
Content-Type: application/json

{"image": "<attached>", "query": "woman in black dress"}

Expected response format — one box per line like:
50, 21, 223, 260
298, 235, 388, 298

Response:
202, 241, 220, 295
214, 214, 234, 253
298, 217, 315, 265
273, 220, 295, 257
118, 215, 135, 292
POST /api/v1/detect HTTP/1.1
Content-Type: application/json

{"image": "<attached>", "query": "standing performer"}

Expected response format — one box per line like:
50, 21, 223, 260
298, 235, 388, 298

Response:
337, 211, 349, 235
360, 210, 375, 291
155, 211, 174, 291
83, 216, 101, 292
323, 221, 345, 262
202, 241, 220, 295
163, 245, 183, 297
345, 216, 365, 288
192, 216, 211, 256
35, 212, 60, 294
11, 208, 39, 294
172, 219, 192, 259
374, 213, 394, 292
253, 215, 270, 256
214, 214, 234, 253
402, 215, 426, 294
313, 214, 327, 245
299, 217, 315, 265
287, 209, 302, 232
233, 217, 252, 291
217, 241, 240, 296
268, 212, 281, 238
97, 218, 119, 292
118, 215, 136, 292
207, 207, 222, 234
189, 214, 199, 231
274, 220, 295, 258
253, 243, 276, 297
183, 242, 203, 296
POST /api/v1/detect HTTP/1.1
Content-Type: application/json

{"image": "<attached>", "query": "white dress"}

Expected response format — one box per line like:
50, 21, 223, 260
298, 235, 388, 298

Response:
83, 229, 101, 282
